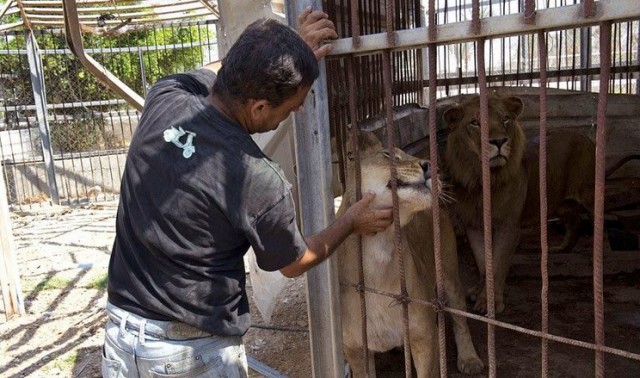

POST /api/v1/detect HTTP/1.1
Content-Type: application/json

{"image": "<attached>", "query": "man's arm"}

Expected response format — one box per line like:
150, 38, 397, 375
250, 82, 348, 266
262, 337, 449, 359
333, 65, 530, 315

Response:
202, 60, 222, 73
279, 192, 393, 278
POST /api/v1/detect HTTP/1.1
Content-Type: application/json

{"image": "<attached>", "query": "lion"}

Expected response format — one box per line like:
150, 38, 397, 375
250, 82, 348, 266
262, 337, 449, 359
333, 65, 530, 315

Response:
337, 133, 484, 377
442, 94, 597, 314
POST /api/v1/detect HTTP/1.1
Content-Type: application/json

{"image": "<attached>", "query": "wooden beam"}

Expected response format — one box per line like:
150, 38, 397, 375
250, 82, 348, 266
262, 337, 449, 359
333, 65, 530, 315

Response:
0, 163, 25, 320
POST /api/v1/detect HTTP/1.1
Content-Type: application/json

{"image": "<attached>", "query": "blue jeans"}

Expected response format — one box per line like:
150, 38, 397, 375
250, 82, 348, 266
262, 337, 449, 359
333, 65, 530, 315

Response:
102, 302, 249, 378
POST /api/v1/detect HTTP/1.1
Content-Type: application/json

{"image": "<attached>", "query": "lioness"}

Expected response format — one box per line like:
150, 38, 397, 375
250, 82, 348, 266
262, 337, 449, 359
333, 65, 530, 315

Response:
443, 94, 596, 314
337, 133, 484, 377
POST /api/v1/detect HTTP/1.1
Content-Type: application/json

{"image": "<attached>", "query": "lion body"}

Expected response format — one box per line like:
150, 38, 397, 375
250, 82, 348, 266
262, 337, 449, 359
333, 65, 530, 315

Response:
443, 95, 596, 313
337, 135, 483, 377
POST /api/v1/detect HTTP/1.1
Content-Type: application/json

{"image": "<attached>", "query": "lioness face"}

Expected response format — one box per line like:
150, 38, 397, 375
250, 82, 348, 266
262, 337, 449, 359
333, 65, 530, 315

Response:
359, 147, 432, 226
444, 95, 524, 169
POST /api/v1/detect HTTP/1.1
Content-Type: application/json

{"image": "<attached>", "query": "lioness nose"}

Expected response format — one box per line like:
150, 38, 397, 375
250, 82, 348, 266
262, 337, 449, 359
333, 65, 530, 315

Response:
421, 161, 431, 179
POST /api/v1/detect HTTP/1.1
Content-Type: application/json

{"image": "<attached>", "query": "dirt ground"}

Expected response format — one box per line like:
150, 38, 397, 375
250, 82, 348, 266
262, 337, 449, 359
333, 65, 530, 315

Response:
1, 202, 640, 377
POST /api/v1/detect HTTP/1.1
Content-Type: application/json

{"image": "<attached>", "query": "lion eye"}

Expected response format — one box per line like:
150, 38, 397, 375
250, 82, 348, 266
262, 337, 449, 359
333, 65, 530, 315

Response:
469, 120, 480, 128
502, 115, 510, 124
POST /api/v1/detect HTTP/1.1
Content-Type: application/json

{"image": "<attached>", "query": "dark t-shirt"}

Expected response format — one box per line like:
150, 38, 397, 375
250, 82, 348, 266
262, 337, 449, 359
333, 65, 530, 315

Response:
107, 69, 307, 336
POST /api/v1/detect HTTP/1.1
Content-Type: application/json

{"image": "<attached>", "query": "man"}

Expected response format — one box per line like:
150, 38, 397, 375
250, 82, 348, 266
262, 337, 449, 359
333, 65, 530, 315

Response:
102, 9, 393, 378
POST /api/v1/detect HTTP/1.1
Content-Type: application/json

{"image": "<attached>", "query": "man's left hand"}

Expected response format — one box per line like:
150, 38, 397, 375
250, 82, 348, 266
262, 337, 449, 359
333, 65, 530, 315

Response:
298, 6, 338, 60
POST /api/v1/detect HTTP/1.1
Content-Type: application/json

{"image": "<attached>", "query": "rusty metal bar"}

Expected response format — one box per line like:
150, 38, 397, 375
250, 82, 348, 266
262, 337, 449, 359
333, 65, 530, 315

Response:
382, 2, 412, 377
472, 0, 481, 35
427, 0, 448, 376
583, 0, 596, 18
382, 48, 413, 378
593, 20, 612, 378
386, 0, 396, 47
349, 0, 360, 47
346, 55, 370, 378
61, 0, 144, 111
537, 30, 550, 378
477, 36, 497, 378
329, 0, 640, 56
524, 0, 536, 25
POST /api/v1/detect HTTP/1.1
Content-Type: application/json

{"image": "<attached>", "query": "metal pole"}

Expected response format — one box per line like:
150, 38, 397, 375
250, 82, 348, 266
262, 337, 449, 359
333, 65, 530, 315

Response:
26, 31, 60, 205
286, 1, 344, 377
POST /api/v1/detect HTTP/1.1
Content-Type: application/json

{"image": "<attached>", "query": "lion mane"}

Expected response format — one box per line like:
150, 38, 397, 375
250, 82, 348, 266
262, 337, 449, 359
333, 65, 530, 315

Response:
443, 94, 597, 314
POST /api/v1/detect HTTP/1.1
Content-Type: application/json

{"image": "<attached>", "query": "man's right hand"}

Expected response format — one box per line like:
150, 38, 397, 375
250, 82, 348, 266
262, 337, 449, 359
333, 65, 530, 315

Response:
345, 192, 394, 236
298, 6, 338, 60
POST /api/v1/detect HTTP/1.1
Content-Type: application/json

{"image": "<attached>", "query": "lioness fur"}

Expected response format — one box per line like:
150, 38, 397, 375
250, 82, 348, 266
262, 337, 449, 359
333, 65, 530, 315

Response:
337, 133, 483, 377
443, 94, 596, 314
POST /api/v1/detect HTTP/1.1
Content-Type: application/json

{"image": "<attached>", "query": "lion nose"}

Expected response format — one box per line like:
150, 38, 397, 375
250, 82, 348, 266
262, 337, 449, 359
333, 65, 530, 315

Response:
421, 160, 431, 179
491, 138, 508, 148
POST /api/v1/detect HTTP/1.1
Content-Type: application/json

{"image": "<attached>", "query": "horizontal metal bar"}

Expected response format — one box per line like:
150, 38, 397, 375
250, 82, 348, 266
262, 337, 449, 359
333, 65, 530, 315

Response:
329, 0, 640, 56
247, 355, 287, 378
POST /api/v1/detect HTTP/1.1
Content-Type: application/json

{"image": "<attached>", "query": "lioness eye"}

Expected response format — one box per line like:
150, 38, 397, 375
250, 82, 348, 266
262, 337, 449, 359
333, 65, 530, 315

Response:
502, 115, 510, 124
469, 120, 480, 128
381, 150, 390, 158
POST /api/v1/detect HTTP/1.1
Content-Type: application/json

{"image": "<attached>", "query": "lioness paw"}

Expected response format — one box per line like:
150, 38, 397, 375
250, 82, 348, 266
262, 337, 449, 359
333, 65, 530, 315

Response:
458, 355, 485, 375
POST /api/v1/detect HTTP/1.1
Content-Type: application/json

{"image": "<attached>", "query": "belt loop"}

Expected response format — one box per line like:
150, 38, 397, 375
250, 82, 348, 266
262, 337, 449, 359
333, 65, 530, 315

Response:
118, 313, 129, 338
138, 319, 147, 345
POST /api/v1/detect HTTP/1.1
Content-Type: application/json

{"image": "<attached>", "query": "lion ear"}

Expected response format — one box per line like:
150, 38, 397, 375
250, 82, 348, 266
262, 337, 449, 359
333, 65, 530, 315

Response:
443, 106, 464, 129
503, 96, 524, 118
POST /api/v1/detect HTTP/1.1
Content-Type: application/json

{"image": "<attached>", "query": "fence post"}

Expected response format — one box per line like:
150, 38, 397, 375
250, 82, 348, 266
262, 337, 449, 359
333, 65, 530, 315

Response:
286, 1, 345, 377
26, 31, 60, 205
0, 162, 25, 320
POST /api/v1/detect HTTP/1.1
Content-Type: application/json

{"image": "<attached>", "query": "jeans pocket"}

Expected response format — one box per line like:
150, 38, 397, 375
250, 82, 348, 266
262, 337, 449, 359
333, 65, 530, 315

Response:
148, 355, 223, 378
101, 351, 123, 378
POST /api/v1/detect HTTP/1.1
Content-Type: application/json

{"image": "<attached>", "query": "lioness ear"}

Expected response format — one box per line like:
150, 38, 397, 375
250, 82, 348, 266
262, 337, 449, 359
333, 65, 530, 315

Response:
443, 106, 464, 129
503, 96, 524, 118
358, 132, 383, 152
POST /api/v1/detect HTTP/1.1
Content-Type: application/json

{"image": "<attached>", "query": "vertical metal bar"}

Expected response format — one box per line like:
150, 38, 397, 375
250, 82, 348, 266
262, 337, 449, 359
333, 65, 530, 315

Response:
537, 30, 550, 378
25, 31, 60, 205
477, 36, 497, 378
138, 49, 148, 98
583, 0, 596, 18
350, 0, 361, 47
386, 0, 396, 47
637, 22, 640, 94
285, 1, 344, 377
593, 20, 611, 378
346, 55, 370, 378
472, 0, 481, 35
427, 1, 448, 376
382, 49, 412, 378
382, 2, 410, 377
472, 0, 496, 375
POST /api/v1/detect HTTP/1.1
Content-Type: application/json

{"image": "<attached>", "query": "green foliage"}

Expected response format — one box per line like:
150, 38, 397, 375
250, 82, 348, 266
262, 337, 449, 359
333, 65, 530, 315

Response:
0, 23, 215, 124
50, 118, 106, 153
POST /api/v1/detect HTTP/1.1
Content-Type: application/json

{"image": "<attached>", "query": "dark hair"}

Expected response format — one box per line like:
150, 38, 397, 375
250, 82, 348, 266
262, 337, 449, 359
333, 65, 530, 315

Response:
212, 18, 319, 108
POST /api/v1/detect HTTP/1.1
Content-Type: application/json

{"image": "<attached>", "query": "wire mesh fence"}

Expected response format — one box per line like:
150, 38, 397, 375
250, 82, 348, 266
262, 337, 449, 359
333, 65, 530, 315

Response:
0, 20, 218, 210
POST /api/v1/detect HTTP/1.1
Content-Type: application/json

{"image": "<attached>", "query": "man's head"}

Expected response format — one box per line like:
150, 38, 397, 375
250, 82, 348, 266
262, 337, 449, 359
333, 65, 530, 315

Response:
213, 18, 319, 110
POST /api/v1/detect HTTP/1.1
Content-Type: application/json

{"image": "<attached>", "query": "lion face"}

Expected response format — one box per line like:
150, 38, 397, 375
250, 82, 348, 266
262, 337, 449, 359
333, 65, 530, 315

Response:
443, 95, 526, 187
358, 147, 432, 226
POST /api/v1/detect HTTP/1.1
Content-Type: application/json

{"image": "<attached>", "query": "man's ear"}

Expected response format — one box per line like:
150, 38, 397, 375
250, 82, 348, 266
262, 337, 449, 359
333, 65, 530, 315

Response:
250, 99, 271, 121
